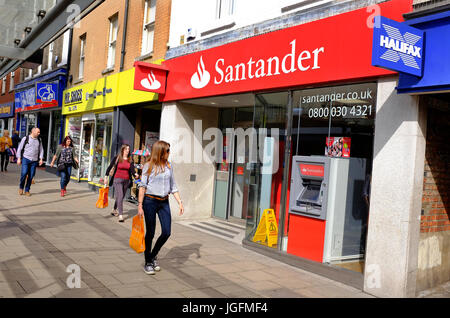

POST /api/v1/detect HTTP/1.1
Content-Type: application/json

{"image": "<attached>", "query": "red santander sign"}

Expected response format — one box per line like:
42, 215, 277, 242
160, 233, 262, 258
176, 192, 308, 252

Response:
161, 0, 411, 102
134, 61, 168, 94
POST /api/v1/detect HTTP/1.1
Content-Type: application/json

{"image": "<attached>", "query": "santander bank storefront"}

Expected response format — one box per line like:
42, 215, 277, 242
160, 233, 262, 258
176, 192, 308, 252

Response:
155, 0, 423, 294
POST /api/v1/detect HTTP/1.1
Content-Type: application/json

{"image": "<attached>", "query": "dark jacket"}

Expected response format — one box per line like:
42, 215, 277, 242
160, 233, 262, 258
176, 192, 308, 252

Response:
105, 155, 136, 187
12, 134, 20, 149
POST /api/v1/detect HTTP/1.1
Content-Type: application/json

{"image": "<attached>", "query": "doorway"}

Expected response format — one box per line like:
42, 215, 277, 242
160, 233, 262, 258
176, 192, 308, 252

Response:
78, 120, 94, 180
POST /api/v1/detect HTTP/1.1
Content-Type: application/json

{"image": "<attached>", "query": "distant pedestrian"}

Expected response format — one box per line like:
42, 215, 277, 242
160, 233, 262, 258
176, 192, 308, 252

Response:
105, 144, 138, 222
0, 130, 12, 172
10, 131, 20, 163
50, 136, 79, 197
16, 127, 44, 196
138, 140, 184, 275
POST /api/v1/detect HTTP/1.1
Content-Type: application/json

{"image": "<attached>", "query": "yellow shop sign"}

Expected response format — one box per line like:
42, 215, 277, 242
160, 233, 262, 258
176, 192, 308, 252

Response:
63, 64, 161, 115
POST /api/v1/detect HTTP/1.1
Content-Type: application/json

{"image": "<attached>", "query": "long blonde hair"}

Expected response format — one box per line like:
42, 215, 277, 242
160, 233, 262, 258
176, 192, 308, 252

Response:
145, 140, 170, 176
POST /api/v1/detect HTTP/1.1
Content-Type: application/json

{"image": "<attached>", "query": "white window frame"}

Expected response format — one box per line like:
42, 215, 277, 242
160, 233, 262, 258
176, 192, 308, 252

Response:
47, 42, 54, 71
9, 72, 14, 91
107, 15, 118, 68
25, 69, 32, 80
1, 77, 6, 94
141, 0, 156, 56
35, 65, 42, 77
216, 0, 235, 19
79, 35, 86, 79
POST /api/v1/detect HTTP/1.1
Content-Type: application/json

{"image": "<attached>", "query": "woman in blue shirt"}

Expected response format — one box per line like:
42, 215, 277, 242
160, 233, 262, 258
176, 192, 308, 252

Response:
137, 140, 184, 275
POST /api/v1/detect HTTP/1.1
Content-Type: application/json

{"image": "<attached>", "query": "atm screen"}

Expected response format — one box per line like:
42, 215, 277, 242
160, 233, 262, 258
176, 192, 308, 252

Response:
300, 185, 321, 203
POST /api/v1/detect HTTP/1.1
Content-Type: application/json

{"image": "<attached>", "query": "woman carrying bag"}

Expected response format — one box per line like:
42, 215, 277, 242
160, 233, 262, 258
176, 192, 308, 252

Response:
50, 136, 79, 197
137, 140, 184, 275
0, 130, 13, 172
105, 144, 138, 222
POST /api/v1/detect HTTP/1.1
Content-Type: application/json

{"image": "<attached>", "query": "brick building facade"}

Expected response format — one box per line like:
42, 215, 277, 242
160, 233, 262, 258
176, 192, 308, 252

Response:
69, 0, 171, 86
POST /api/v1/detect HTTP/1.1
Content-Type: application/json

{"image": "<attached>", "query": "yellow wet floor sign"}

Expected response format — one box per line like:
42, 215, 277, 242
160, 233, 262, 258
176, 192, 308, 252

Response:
252, 209, 278, 247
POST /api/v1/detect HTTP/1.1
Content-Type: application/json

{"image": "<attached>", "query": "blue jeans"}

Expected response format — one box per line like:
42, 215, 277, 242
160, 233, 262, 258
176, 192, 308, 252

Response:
59, 165, 72, 190
143, 196, 172, 264
19, 157, 38, 192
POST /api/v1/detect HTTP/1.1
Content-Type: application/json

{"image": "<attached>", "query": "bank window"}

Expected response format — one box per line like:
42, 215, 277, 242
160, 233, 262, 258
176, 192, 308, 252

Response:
142, 0, 156, 55
1, 77, 5, 94
79, 35, 86, 79
9, 72, 14, 91
47, 42, 54, 70
289, 82, 377, 268
216, 0, 235, 19
107, 15, 118, 68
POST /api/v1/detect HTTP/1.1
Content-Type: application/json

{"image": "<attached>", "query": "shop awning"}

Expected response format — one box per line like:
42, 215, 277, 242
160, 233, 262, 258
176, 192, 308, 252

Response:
0, 0, 105, 78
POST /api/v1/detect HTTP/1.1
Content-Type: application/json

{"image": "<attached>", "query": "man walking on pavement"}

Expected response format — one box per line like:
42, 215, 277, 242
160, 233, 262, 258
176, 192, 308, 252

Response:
17, 127, 44, 196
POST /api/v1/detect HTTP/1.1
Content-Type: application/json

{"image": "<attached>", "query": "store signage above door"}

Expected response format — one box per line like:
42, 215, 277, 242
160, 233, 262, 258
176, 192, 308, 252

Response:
372, 16, 424, 77
36, 83, 58, 104
133, 61, 168, 94
161, 0, 412, 101
0, 102, 14, 118
15, 87, 36, 112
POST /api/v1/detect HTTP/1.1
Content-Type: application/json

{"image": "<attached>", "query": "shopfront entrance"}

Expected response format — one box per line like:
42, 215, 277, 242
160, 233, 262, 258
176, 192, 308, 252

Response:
68, 113, 113, 183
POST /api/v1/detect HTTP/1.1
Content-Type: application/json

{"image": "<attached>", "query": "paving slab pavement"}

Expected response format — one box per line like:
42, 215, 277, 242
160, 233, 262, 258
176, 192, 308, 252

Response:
0, 164, 442, 299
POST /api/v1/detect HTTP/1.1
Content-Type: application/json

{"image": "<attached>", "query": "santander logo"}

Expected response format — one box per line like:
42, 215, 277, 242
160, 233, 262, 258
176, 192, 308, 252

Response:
140, 71, 161, 90
190, 56, 211, 89
189, 40, 324, 90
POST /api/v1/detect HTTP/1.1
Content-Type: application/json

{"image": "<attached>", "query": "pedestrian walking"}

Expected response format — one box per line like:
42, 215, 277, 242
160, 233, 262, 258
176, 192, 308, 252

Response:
10, 131, 20, 163
105, 144, 138, 222
137, 140, 184, 275
16, 127, 44, 196
0, 130, 12, 172
50, 136, 79, 197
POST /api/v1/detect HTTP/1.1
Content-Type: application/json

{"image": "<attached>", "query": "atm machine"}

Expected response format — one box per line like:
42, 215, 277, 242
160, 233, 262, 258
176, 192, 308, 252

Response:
287, 155, 367, 263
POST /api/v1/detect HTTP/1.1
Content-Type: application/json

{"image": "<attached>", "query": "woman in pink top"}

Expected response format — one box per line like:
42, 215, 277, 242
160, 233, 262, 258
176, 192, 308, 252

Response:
105, 144, 138, 222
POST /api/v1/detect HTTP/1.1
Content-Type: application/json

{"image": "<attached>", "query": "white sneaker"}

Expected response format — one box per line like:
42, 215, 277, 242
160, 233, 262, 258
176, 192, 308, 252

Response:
118, 215, 124, 222
111, 209, 119, 216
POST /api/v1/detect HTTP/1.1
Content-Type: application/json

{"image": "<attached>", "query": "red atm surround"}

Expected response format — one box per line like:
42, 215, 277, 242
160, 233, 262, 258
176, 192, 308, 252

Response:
287, 213, 327, 263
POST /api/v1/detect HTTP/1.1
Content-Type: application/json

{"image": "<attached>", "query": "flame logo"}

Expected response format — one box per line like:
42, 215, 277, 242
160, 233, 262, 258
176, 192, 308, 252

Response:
140, 71, 161, 90
190, 56, 210, 89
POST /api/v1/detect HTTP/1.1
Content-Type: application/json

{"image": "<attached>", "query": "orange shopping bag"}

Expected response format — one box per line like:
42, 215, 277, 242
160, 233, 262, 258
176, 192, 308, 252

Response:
96, 186, 109, 208
130, 215, 146, 253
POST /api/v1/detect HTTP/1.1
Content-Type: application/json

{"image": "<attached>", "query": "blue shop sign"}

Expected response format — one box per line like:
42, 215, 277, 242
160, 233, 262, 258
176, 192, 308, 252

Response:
36, 83, 58, 104
15, 87, 36, 110
397, 11, 450, 94
372, 16, 424, 77
0, 102, 14, 118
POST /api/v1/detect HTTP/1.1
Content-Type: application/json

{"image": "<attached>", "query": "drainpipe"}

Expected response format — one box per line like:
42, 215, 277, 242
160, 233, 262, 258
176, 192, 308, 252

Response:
119, 0, 129, 72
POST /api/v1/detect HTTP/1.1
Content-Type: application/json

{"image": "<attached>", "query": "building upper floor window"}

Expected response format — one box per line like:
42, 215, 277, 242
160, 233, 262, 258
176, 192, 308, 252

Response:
1, 77, 5, 94
47, 42, 54, 70
142, 0, 156, 55
107, 15, 119, 68
216, 0, 235, 19
79, 35, 86, 79
9, 72, 14, 91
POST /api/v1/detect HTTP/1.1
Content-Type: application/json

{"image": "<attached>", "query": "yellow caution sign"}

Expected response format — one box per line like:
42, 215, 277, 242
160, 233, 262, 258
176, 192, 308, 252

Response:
252, 209, 278, 247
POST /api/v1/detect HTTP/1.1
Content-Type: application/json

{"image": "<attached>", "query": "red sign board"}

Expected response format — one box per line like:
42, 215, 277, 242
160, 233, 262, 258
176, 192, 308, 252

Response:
161, 0, 411, 102
325, 137, 351, 158
134, 61, 168, 94
299, 164, 324, 177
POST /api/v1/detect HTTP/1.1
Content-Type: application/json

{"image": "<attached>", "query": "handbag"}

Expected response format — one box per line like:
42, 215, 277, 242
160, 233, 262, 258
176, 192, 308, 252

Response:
95, 186, 109, 208
57, 163, 66, 172
109, 156, 119, 177
129, 215, 146, 253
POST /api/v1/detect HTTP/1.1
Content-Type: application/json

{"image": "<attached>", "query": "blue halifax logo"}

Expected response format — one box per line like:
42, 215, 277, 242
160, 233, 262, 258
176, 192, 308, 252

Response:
372, 16, 424, 77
